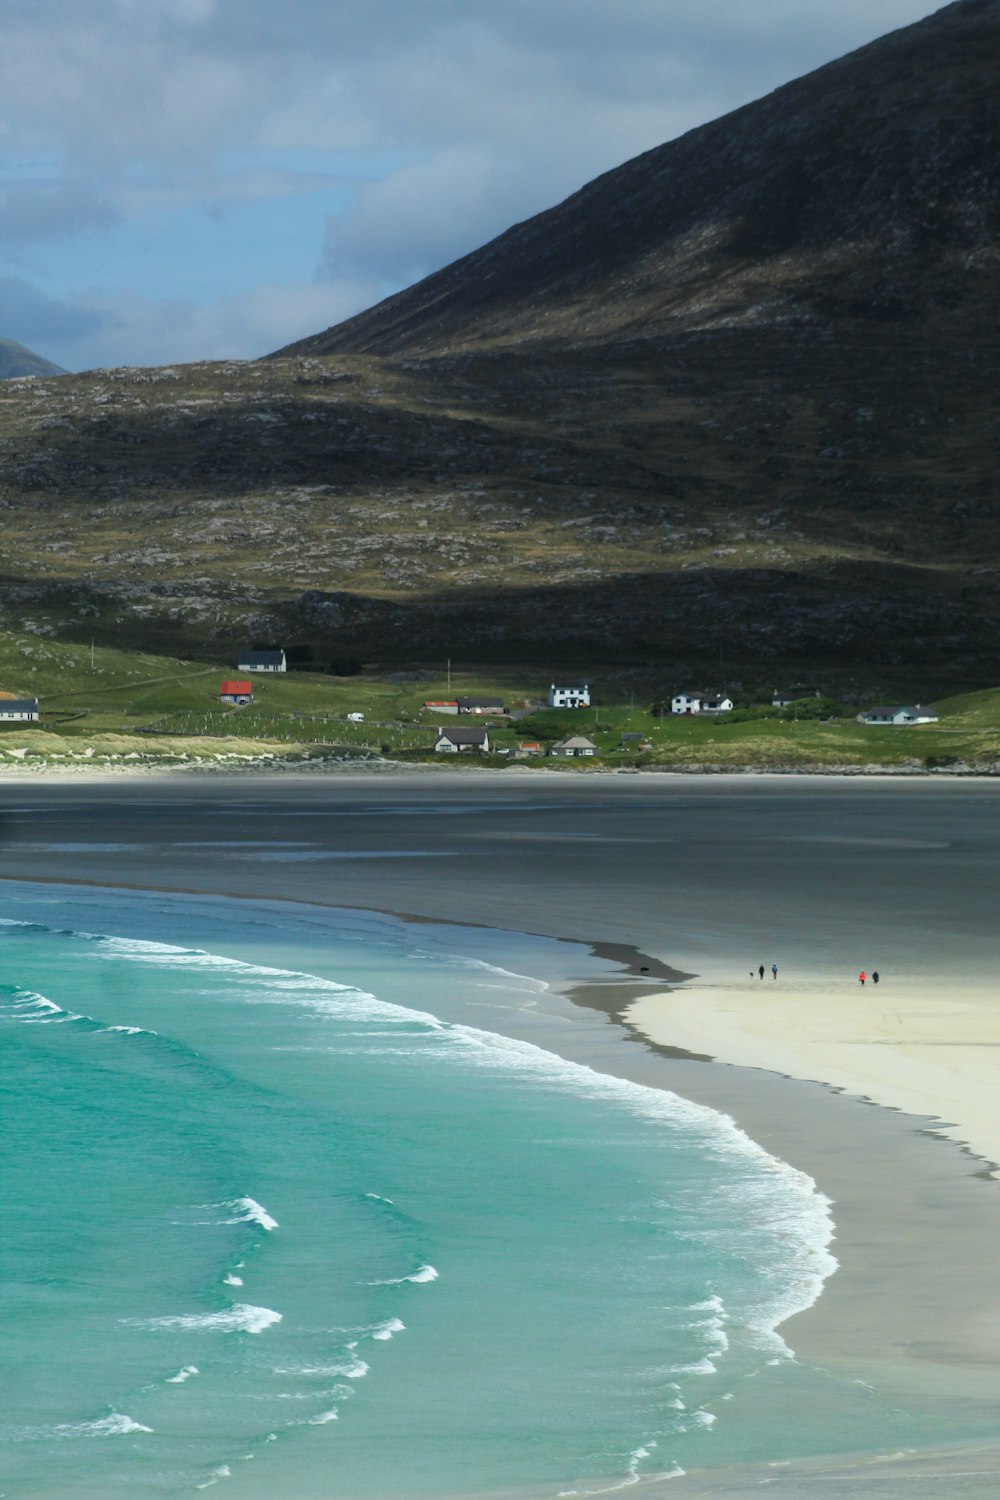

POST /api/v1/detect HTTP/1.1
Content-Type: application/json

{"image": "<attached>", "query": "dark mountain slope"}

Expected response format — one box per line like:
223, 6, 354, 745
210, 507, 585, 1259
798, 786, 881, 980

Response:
0, 338, 67, 379
1, 4, 999, 685
277, 0, 1000, 358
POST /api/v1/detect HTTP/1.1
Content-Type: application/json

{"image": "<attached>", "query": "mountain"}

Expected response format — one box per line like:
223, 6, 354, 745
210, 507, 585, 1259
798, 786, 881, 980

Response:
278, 0, 1000, 359
0, 2, 998, 688
0, 338, 67, 379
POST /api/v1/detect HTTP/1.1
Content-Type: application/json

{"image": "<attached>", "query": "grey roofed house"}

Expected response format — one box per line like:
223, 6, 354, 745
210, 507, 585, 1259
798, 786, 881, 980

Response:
434, 725, 490, 752
455, 695, 505, 714
0, 697, 40, 720
238, 648, 287, 672
859, 705, 939, 725
549, 734, 598, 757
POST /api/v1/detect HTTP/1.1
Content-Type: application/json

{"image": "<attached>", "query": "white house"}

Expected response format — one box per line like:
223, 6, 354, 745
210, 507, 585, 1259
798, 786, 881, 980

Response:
238, 649, 287, 673
859, 705, 939, 726
549, 683, 590, 708
549, 734, 598, 758
434, 726, 490, 753
671, 691, 734, 715
0, 697, 39, 722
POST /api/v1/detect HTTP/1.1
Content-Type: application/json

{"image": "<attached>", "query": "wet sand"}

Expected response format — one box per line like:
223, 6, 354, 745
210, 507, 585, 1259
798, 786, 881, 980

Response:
2, 770, 1000, 1492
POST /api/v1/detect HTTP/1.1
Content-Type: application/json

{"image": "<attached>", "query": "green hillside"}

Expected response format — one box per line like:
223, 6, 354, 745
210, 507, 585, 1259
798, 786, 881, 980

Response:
1, 630, 999, 773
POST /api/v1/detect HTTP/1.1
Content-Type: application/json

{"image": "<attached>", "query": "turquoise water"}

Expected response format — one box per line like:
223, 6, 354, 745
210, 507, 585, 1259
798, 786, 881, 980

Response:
0, 883, 965, 1498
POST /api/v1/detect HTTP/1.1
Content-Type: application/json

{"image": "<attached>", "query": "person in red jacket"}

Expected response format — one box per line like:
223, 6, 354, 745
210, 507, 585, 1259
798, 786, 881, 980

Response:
859, 970, 867, 985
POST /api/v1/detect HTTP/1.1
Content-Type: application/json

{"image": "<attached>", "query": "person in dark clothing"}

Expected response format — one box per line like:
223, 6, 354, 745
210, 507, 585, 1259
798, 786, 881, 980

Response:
771, 963, 778, 980
758, 964, 765, 980
872, 971, 879, 984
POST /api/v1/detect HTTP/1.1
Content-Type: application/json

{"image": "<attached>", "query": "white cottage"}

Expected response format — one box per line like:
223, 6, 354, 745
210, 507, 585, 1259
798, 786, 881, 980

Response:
549, 683, 590, 708
671, 691, 733, 715
0, 697, 39, 722
238, 649, 287, 673
549, 734, 598, 758
434, 726, 490, 753
859, 705, 938, 726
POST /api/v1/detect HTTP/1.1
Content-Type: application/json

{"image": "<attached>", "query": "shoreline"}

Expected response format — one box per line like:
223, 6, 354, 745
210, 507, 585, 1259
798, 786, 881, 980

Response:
625, 965, 1000, 1171
2, 774, 1000, 1489
5, 863, 999, 1397
2, 759, 1000, 782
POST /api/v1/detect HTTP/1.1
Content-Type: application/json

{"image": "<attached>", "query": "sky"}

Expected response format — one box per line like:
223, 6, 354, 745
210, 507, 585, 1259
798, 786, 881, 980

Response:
0, 0, 941, 372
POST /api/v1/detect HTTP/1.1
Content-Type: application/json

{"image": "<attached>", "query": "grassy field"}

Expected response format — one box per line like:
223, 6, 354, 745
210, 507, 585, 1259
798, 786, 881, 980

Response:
0, 630, 998, 772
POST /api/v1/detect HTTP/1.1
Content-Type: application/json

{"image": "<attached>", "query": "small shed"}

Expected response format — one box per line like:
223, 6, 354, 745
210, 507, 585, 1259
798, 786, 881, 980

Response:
549, 734, 598, 758
0, 697, 39, 722
516, 740, 543, 757
424, 699, 459, 715
238, 649, 287, 673
434, 726, 490, 753
220, 680, 253, 705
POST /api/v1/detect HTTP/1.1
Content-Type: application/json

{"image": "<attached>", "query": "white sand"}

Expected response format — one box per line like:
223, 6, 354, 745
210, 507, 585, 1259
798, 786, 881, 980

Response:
628, 967, 1000, 1171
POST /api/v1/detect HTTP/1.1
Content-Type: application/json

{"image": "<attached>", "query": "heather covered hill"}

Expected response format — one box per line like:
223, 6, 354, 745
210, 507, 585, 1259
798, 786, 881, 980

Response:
1, 3, 999, 684
278, 0, 1000, 358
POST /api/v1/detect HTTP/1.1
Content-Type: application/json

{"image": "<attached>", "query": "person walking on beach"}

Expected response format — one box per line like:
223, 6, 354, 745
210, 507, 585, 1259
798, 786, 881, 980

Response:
859, 970, 867, 986
872, 971, 879, 984
771, 963, 778, 980
758, 964, 765, 980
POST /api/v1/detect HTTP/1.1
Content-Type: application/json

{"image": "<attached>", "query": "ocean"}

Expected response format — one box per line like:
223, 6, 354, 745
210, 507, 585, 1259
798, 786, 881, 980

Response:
0, 880, 979, 1498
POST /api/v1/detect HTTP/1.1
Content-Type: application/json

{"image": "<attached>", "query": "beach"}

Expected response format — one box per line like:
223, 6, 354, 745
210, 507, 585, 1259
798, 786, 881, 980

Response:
2, 770, 1000, 1495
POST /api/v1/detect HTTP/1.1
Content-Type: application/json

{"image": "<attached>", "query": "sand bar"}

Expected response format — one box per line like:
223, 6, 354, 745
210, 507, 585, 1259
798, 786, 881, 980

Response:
628, 969, 1000, 1169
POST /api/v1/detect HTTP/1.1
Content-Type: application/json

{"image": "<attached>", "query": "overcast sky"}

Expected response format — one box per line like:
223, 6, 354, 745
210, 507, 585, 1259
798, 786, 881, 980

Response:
0, 0, 940, 371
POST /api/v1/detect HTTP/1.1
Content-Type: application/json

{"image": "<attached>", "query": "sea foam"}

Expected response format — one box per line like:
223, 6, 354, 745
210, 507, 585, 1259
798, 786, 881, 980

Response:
68, 920, 836, 1349
129, 1304, 282, 1335
371, 1317, 405, 1341
367, 1263, 438, 1285
220, 1196, 279, 1232
51, 1412, 153, 1438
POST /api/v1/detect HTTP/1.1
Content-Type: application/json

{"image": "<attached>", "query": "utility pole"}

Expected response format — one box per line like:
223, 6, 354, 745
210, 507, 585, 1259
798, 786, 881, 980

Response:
447, 658, 451, 692
91, 639, 95, 670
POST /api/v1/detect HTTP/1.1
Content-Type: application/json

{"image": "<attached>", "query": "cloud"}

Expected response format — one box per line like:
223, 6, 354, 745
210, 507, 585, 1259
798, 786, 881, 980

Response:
0, 181, 120, 243
0, 277, 107, 349
0, 1, 939, 168
13, 273, 380, 371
